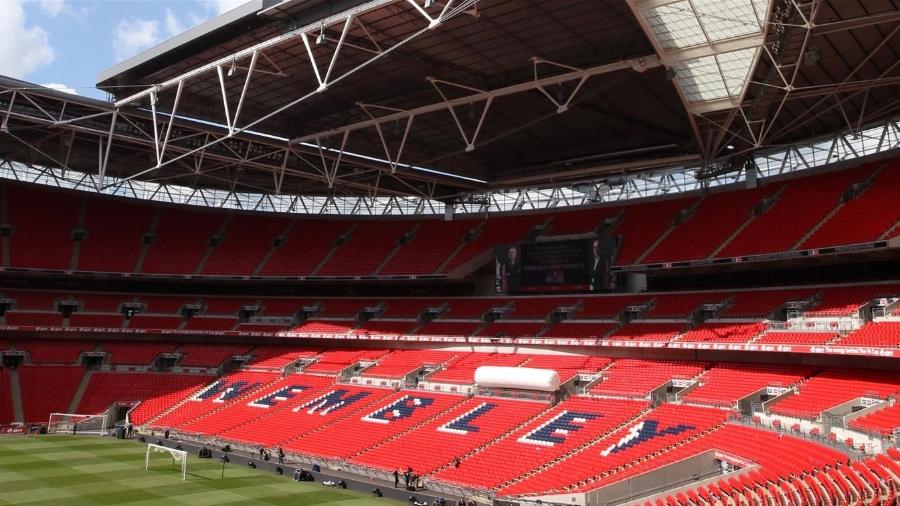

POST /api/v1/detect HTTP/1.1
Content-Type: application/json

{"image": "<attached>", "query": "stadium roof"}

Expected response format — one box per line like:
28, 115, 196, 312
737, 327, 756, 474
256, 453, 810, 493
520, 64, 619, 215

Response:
1, 0, 898, 201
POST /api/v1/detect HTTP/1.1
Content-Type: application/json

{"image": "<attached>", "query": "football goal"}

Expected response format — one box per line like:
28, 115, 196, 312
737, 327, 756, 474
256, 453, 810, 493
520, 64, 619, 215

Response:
145, 443, 188, 480
47, 412, 110, 436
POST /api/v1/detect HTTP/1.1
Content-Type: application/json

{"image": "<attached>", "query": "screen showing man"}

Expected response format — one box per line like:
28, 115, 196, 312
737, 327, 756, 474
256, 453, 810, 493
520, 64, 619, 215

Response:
495, 245, 521, 293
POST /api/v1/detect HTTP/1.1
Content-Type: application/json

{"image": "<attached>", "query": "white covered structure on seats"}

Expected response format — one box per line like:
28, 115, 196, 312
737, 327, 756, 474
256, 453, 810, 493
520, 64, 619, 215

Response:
474, 366, 560, 392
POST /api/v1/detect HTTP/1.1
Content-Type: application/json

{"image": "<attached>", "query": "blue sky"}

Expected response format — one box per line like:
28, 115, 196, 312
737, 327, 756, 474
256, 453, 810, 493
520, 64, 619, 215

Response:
0, 0, 245, 100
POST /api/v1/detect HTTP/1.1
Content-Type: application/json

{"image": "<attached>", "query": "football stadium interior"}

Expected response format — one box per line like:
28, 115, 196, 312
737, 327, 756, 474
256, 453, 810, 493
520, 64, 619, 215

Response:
1, 0, 900, 504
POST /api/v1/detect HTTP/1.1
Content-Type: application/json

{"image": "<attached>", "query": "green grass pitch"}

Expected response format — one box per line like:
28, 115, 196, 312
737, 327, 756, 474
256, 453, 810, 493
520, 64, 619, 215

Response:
0, 435, 400, 506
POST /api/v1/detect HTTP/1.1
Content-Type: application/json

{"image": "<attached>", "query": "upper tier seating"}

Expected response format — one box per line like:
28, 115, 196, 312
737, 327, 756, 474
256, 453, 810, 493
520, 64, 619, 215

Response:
681, 364, 810, 407
432, 397, 650, 490
719, 166, 871, 257
76, 372, 210, 416
413, 321, 482, 337
545, 207, 620, 236
769, 369, 900, 419
100, 341, 177, 365
290, 320, 354, 334
140, 208, 225, 275
614, 198, 691, 265
721, 288, 816, 318
77, 197, 156, 273
801, 163, 900, 249
1, 159, 897, 277
17, 365, 83, 423
259, 220, 351, 276
836, 321, 900, 347
848, 403, 900, 437
444, 215, 545, 273
7, 185, 81, 270
200, 215, 290, 276
644, 185, 778, 263
380, 220, 472, 275
591, 359, 705, 397
318, 221, 414, 276
352, 397, 550, 474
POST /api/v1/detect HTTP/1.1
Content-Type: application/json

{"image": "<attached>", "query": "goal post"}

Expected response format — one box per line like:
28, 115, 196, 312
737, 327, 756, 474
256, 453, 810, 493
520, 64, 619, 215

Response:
145, 443, 187, 481
47, 412, 110, 436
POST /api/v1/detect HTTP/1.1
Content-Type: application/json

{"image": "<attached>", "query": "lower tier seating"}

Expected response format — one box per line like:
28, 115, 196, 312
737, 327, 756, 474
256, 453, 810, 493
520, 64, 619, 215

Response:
681, 364, 811, 407
768, 369, 900, 419
591, 360, 706, 397
498, 403, 730, 495
76, 372, 211, 417
432, 397, 650, 489
17, 365, 84, 423
837, 321, 900, 348
149, 371, 280, 428
0, 368, 14, 424
848, 403, 900, 437
352, 396, 551, 474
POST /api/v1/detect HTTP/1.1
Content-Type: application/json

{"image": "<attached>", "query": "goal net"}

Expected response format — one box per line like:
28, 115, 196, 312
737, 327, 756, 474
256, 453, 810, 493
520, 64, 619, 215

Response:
47, 412, 110, 436
145, 443, 188, 480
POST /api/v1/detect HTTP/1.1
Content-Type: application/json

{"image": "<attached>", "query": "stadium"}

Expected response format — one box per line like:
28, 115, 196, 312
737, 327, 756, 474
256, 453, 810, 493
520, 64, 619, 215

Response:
0, 0, 899, 504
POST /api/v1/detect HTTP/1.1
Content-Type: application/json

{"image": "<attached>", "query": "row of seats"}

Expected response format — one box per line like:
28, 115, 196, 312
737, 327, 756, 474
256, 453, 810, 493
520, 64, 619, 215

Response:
768, 369, 900, 419
5, 340, 250, 367
4, 161, 898, 277
4, 283, 895, 325
4, 349, 900, 428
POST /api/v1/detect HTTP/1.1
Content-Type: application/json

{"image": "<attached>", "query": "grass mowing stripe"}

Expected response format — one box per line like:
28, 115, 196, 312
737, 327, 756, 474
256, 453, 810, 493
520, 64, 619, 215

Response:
0, 436, 399, 506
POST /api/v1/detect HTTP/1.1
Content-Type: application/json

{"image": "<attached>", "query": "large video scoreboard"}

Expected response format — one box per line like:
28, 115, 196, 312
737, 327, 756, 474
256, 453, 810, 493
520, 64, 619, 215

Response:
494, 237, 617, 294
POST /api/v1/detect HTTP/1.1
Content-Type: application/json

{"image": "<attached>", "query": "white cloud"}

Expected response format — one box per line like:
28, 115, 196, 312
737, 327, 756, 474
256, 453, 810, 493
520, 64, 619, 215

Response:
0, 0, 55, 79
113, 18, 160, 62
204, 0, 247, 15
164, 8, 185, 37
40, 82, 78, 95
38, 0, 65, 17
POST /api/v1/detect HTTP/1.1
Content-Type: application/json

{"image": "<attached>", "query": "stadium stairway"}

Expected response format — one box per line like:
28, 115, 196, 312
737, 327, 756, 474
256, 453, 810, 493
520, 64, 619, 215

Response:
8, 367, 24, 423
309, 223, 357, 276
65, 369, 94, 414
708, 184, 788, 259
633, 199, 702, 264
251, 220, 296, 276
347, 394, 467, 458
497, 403, 654, 492
434, 221, 483, 274
425, 401, 557, 477
372, 222, 420, 276
790, 164, 883, 251
192, 215, 231, 275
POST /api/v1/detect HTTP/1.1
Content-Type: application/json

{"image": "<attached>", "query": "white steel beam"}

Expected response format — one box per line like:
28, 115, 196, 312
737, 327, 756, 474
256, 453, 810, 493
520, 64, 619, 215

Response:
290, 55, 660, 144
